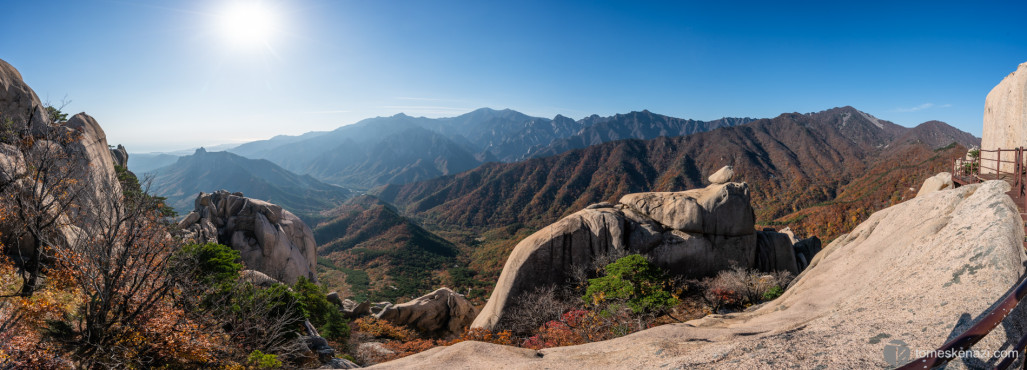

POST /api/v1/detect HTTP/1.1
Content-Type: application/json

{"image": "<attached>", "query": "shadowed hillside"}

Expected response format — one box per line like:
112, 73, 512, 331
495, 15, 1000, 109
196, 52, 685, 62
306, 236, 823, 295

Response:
231, 115, 482, 190
313, 195, 479, 303
149, 148, 351, 220
761, 141, 968, 240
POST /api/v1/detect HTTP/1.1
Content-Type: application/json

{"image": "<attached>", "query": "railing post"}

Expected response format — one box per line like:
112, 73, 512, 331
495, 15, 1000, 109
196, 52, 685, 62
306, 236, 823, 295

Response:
978, 149, 983, 180
1021, 148, 1026, 208
1014, 148, 1022, 191
1016, 148, 1021, 189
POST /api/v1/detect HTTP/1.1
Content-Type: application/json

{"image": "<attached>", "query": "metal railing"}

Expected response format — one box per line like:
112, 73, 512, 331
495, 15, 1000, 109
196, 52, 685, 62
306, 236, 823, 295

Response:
898, 275, 1027, 369
953, 147, 1027, 211
901, 147, 1027, 369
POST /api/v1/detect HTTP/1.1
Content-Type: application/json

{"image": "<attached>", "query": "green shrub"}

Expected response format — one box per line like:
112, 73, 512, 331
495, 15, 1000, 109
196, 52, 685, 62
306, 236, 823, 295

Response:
179, 243, 243, 286
583, 254, 679, 314
229, 283, 302, 330
762, 285, 785, 300
246, 350, 282, 369
294, 277, 350, 342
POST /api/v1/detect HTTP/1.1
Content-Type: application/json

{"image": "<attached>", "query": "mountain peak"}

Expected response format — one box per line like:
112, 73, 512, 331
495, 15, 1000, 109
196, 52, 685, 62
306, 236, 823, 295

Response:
811, 106, 887, 130
465, 107, 523, 117
817, 105, 863, 116
150, 148, 351, 218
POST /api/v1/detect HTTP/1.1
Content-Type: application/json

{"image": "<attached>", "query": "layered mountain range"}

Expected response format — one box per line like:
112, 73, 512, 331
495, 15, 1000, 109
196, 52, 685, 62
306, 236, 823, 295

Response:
375, 106, 977, 227
221, 108, 754, 189
142, 108, 757, 219
368, 106, 977, 282
149, 148, 351, 219
143, 105, 978, 295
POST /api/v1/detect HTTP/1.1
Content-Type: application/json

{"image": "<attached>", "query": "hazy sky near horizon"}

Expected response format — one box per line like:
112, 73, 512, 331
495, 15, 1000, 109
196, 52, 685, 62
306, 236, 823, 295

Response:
2, 0, 1025, 152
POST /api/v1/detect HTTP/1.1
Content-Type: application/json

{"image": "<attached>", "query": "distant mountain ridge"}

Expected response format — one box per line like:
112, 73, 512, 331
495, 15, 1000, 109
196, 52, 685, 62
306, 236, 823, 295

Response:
128, 143, 244, 174
893, 120, 981, 150
363, 106, 977, 283
228, 107, 755, 189
149, 148, 351, 219
230, 116, 482, 190
373, 106, 978, 229
527, 111, 755, 158
128, 153, 180, 174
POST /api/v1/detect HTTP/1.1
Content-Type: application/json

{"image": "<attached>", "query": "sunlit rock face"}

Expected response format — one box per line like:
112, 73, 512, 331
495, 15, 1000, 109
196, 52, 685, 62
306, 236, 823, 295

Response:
0, 58, 48, 133
982, 61, 1027, 173
374, 288, 477, 338
0, 58, 123, 253
179, 190, 319, 284
916, 172, 953, 197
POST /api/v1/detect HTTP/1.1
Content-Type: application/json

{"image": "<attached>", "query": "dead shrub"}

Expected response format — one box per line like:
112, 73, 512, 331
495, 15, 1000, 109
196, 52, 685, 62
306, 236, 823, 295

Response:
495, 285, 576, 336
698, 266, 793, 311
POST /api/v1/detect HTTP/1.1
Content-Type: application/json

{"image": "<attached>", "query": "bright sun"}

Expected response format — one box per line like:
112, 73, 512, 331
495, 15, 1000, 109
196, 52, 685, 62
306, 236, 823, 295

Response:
218, 2, 278, 48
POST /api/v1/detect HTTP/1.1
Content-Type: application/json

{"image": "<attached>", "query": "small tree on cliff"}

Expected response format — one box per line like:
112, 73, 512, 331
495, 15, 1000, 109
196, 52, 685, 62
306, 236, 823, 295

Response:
44, 105, 67, 123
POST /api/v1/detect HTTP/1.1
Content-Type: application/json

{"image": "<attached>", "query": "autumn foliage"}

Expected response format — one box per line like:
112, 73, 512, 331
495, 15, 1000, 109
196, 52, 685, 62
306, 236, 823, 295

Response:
353, 317, 418, 342
0, 121, 315, 367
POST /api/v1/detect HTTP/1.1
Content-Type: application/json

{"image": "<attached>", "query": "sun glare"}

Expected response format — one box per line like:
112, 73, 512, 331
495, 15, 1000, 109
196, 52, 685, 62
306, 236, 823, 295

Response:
218, 2, 278, 48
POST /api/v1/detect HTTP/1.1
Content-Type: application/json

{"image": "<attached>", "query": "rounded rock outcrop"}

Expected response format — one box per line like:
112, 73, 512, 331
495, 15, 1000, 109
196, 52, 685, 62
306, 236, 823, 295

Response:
0, 58, 123, 252
707, 165, 734, 184
471, 181, 797, 331
0, 58, 49, 134
916, 172, 953, 197
109, 144, 128, 167
178, 190, 318, 284
374, 287, 477, 338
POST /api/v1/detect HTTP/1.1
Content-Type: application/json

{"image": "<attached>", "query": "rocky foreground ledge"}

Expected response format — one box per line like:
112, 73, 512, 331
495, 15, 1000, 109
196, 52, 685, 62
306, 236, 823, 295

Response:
373, 180, 1027, 369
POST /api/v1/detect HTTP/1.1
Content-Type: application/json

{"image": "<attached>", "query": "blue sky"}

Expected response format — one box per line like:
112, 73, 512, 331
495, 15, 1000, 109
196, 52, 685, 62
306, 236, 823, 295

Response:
1, 0, 1025, 152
